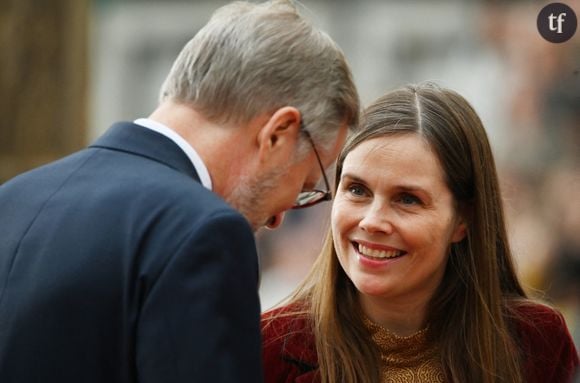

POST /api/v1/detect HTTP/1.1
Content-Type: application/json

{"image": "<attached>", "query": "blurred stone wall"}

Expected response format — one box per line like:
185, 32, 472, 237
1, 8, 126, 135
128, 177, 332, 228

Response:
0, 0, 88, 183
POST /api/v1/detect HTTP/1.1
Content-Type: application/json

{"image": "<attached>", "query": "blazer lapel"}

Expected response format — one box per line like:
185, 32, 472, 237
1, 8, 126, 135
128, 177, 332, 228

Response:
279, 317, 320, 382
90, 122, 201, 182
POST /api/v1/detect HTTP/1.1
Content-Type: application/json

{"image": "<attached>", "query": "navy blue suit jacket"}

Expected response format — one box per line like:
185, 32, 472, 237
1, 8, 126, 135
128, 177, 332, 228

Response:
0, 122, 263, 382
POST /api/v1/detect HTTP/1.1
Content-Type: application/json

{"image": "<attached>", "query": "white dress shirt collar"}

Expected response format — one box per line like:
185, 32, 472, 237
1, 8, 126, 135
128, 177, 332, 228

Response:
134, 118, 212, 190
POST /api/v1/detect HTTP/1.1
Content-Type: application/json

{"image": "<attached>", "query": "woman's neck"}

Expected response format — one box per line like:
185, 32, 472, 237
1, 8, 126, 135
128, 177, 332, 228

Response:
359, 293, 431, 337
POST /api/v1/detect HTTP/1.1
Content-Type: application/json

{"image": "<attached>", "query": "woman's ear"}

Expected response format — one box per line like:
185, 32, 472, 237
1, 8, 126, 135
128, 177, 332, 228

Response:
451, 206, 470, 243
451, 220, 467, 243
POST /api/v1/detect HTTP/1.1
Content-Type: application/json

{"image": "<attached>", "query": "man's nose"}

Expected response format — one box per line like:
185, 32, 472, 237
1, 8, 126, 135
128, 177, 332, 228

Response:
266, 212, 286, 230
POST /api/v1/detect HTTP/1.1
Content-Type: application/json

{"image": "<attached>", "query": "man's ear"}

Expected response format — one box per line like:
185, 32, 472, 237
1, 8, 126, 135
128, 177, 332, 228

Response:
256, 106, 302, 162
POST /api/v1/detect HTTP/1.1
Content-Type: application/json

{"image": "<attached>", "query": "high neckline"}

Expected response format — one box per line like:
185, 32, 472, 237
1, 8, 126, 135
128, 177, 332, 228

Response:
363, 317, 445, 382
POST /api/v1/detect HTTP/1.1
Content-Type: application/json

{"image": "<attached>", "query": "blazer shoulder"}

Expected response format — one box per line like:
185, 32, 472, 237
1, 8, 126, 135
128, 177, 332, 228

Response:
511, 301, 579, 382
512, 301, 570, 337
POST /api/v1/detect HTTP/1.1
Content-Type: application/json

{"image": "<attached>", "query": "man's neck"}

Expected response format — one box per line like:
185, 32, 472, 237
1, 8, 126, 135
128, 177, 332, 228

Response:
148, 101, 251, 198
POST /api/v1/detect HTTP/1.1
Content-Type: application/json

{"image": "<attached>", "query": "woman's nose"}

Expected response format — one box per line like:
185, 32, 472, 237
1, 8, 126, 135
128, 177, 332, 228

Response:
358, 203, 394, 235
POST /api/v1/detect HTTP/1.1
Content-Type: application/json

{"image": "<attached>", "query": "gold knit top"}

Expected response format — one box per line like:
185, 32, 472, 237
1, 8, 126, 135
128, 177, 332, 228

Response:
363, 318, 445, 383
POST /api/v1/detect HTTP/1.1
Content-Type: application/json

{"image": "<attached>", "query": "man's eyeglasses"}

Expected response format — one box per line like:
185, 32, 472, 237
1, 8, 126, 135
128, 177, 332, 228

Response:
292, 129, 332, 209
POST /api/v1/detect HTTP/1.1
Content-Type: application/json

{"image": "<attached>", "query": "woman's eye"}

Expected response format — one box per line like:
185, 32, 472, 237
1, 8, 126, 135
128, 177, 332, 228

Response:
398, 193, 421, 205
347, 184, 367, 197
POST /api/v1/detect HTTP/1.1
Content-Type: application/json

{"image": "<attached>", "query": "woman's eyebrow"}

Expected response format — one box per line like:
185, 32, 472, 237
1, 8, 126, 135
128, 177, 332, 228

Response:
397, 185, 429, 194
340, 173, 367, 184
341, 173, 431, 195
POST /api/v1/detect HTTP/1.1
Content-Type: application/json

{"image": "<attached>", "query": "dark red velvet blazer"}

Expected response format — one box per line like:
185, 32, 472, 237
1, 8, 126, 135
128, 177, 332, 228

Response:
262, 303, 579, 383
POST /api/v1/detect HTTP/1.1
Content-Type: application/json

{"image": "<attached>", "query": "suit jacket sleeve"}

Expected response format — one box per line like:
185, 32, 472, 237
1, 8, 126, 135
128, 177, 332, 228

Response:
136, 210, 263, 383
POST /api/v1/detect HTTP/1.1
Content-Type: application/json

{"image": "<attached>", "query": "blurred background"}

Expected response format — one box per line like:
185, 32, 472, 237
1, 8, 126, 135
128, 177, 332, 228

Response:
1, 0, 578, 347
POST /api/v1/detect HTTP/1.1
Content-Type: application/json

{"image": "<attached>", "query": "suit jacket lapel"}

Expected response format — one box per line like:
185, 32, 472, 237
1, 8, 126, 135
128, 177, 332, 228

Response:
90, 122, 201, 183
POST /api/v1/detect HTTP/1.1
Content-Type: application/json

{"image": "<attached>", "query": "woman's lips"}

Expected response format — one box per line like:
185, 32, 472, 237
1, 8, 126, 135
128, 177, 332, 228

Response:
352, 241, 407, 260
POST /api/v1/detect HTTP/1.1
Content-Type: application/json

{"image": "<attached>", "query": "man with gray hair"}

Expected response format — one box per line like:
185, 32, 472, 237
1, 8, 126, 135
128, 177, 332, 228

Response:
0, 0, 359, 382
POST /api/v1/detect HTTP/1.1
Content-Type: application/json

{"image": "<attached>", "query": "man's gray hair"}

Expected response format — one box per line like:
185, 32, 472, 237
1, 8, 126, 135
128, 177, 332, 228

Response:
160, 0, 359, 153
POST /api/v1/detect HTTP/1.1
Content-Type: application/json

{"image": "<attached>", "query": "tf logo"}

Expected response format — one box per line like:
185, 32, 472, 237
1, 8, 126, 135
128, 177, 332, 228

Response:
537, 2, 578, 43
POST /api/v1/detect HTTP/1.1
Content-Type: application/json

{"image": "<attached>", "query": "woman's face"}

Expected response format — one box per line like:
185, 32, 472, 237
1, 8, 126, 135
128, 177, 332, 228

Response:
332, 134, 466, 306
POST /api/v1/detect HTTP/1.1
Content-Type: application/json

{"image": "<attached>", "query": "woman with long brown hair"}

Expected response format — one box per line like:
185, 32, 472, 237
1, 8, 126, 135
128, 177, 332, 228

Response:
262, 83, 578, 382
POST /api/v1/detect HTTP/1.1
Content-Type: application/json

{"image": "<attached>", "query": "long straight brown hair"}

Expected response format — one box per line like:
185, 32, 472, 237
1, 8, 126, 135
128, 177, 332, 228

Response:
273, 83, 530, 382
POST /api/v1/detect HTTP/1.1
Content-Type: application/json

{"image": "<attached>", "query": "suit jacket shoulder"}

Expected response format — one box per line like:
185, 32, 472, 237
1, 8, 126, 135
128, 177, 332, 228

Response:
0, 122, 262, 383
